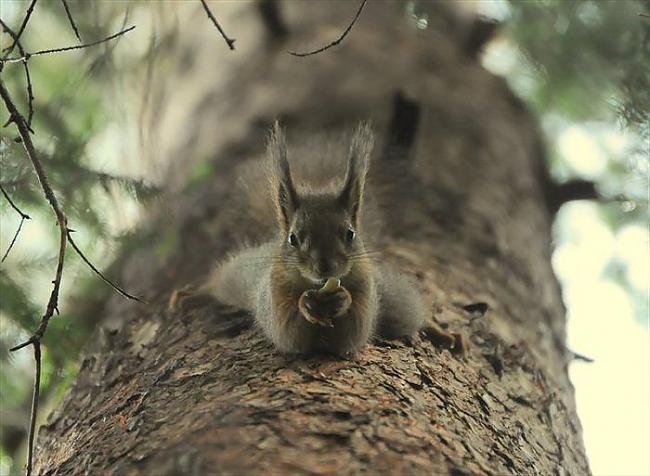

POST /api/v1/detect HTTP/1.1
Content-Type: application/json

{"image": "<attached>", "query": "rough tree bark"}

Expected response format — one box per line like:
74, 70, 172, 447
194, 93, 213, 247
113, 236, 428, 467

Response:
33, 2, 590, 475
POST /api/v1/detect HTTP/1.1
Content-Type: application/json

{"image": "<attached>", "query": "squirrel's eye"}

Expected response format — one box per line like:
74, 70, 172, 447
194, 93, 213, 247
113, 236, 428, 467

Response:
288, 233, 299, 247
346, 228, 356, 243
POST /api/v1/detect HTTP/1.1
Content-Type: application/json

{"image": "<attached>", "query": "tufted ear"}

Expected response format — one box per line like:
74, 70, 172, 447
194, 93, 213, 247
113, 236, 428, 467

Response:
339, 122, 374, 226
269, 122, 299, 230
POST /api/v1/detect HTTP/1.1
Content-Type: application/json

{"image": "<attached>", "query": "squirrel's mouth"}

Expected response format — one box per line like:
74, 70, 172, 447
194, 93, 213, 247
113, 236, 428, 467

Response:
300, 270, 339, 286
304, 270, 350, 287
300, 262, 351, 286
304, 276, 329, 286
318, 277, 332, 285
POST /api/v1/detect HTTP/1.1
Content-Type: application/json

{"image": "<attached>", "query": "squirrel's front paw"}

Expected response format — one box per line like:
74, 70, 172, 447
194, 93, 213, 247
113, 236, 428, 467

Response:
298, 287, 352, 327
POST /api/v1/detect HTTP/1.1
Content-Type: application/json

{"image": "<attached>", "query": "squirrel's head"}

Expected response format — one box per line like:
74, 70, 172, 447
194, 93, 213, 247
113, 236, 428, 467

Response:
269, 122, 374, 284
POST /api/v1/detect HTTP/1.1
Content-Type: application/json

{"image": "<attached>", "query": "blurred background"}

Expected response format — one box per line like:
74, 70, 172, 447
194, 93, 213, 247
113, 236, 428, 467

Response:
0, 1, 648, 475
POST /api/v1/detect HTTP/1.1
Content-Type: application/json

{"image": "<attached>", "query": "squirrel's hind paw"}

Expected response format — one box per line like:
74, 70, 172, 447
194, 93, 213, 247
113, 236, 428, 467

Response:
169, 287, 253, 337
169, 287, 216, 313
421, 322, 468, 356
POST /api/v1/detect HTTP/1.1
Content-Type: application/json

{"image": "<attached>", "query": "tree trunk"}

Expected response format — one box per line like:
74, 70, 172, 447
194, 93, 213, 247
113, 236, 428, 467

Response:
34, 2, 590, 475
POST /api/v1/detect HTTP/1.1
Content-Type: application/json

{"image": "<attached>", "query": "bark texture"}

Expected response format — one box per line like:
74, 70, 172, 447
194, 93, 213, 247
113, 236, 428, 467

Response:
34, 2, 589, 475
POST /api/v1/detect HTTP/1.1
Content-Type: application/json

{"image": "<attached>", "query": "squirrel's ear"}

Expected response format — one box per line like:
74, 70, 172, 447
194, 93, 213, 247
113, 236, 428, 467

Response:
339, 122, 374, 225
269, 122, 299, 229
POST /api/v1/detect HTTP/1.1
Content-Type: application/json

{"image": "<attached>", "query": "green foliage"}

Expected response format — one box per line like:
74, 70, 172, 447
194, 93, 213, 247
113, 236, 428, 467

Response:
504, 0, 649, 201
502, 0, 649, 326
506, 0, 649, 128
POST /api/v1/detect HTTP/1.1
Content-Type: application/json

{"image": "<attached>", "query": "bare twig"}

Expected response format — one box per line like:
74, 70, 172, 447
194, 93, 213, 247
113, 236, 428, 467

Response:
0, 18, 36, 129
570, 350, 595, 363
2, 78, 68, 353
289, 0, 367, 57
1, 0, 37, 58
1, 25, 136, 64
60, 0, 82, 42
199, 0, 236, 50
2, 77, 68, 476
0, 182, 30, 220
26, 342, 41, 476
67, 229, 145, 303
0, 183, 31, 262
2, 73, 142, 475
2, 216, 27, 263
1, 11, 140, 473
97, 11, 131, 63
546, 179, 599, 214
20, 61, 34, 128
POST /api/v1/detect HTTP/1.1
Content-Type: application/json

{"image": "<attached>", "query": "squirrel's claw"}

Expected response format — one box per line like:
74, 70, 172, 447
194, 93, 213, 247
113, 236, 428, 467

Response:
303, 312, 335, 328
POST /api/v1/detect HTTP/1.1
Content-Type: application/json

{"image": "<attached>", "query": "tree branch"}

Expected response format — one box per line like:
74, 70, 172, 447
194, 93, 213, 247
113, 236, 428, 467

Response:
0, 18, 36, 129
1, 78, 68, 354
569, 349, 595, 363
0, 183, 31, 262
67, 229, 145, 303
199, 0, 236, 50
0, 182, 30, 220
1, 12, 141, 474
1, 215, 27, 263
1, 0, 37, 58
545, 179, 599, 214
60, 0, 82, 42
289, 0, 367, 57
26, 341, 41, 476
0, 76, 119, 473
1, 25, 136, 64
2, 77, 144, 331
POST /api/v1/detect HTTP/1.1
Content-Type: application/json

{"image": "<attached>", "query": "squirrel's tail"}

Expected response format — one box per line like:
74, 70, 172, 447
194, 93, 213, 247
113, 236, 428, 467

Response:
203, 242, 277, 311
374, 265, 429, 339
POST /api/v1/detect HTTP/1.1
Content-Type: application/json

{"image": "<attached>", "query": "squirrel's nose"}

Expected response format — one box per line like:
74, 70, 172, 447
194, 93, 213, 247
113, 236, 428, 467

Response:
313, 255, 334, 277
315, 261, 332, 277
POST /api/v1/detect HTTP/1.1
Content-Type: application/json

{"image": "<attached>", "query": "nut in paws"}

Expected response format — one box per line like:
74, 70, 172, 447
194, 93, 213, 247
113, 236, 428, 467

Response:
298, 286, 352, 327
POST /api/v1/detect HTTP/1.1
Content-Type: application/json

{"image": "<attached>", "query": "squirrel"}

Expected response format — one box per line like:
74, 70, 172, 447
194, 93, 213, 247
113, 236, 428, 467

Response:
172, 122, 464, 356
